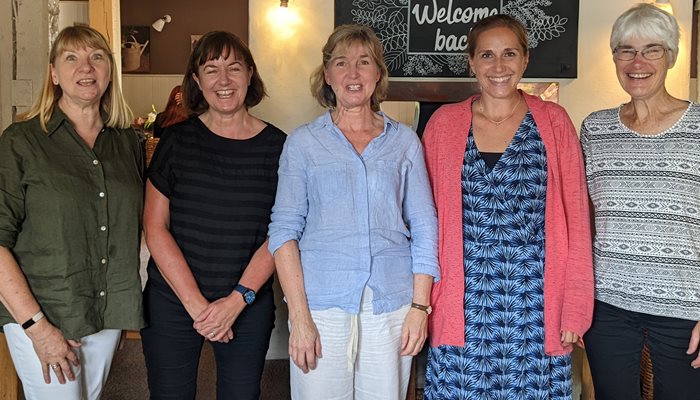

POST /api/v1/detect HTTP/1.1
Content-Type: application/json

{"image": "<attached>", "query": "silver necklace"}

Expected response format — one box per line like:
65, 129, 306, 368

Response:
479, 96, 522, 126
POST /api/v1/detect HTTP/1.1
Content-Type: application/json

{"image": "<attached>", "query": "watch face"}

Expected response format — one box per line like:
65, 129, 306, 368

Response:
243, 290, 255, 304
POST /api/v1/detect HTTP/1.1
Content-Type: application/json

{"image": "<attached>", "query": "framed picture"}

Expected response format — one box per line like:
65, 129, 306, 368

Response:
190, 35, 203, 52
121, 25, 150, 73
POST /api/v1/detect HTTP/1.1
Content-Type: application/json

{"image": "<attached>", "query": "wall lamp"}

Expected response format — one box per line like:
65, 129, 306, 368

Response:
653, 0, 673, 14
152, 15, 172, 32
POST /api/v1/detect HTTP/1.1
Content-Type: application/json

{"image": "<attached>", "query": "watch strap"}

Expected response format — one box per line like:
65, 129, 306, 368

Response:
233, 284, 256, 304
21, 311, 45, 330
233, 283, 252, 294
411, 302, 432, 315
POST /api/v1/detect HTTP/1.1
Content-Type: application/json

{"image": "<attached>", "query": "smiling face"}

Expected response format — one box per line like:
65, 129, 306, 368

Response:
51, 45, 110, 108
614, 37, 672, 101
324, 41, 381, 111
193, 50, 253, 117
468, 26, 528, 101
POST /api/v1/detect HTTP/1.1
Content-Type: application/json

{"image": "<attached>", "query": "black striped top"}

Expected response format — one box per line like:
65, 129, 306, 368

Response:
147, 117, 286, 300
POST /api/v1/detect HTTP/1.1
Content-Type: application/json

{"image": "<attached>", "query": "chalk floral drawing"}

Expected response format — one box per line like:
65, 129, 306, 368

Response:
346, 0, 567, 76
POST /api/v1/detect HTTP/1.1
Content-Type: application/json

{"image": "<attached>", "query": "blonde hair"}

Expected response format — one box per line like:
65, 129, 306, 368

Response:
310, 24, 389, 112
20, 25, 133, 131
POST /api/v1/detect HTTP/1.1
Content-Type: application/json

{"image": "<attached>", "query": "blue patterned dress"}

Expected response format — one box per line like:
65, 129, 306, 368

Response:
424, 112, 572, 400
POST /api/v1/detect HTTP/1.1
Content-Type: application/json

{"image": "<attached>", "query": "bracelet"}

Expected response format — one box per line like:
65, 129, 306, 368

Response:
411, 302, 432, 315
21, 311, 45, 330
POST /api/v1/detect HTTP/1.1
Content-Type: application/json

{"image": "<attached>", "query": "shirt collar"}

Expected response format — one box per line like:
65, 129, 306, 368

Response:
45, 105, 110, 136
317, 109, 401, 135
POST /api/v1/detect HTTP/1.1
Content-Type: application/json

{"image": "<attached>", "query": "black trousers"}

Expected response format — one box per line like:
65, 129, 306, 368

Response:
141, 282, 275, 400
584, 300, 700, 400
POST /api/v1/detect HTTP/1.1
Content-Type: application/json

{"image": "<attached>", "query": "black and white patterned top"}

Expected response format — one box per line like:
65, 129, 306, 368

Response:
581, 102, 700, 321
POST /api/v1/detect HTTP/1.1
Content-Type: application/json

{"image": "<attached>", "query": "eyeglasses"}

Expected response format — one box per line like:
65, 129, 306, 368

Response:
613, 45, 667, 61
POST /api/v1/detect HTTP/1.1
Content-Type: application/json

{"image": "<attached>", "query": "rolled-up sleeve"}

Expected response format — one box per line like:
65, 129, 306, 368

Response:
268, 131, 309, 254
0, 127, 26, 249
402, 135, 440, 281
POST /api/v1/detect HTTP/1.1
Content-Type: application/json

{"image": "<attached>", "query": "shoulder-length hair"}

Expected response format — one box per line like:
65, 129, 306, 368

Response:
181, 31, 266, 115
157, 85, 189, 129
20, 25, 133, 131
310, 24, 389, 112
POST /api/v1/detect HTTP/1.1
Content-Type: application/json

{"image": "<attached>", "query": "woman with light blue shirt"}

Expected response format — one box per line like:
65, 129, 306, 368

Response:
268, 24, 439, 400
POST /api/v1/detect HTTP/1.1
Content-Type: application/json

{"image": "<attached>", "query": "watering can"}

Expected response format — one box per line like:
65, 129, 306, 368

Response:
122, 35, 149, 71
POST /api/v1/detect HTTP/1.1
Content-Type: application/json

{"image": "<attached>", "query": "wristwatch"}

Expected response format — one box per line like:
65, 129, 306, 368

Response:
233, 284, 256, 305
411, 302, 432, 315
21, 311, 45, 330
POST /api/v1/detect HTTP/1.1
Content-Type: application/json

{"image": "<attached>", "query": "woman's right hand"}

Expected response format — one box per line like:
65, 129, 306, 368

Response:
289, 315, 322, 373
25, 320, 81, 384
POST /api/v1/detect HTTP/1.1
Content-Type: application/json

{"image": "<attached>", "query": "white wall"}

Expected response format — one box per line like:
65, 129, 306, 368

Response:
249, 0, 692, 133
58, 1, 89, 31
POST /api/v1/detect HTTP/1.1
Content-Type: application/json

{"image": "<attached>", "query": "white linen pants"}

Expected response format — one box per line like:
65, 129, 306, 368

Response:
290, 289, 413, 400
3, 323, 121, 400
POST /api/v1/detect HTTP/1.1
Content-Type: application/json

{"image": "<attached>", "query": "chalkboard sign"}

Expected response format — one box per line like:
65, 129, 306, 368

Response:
335, 0, 579, 78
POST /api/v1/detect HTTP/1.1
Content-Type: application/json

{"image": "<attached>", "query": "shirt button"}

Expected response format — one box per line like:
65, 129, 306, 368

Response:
99, 192, 105, 198
93, 159, 99, 165
101, 258, 107, 264
99, 291, 105, 297
100, 225, 107, 232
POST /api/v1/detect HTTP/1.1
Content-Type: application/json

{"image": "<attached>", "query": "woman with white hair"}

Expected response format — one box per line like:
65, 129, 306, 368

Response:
581, 4, 700, 399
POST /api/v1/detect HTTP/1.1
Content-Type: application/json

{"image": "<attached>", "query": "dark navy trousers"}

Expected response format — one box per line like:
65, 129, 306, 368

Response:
141, 282, 275, 400
585, 300, 700, 400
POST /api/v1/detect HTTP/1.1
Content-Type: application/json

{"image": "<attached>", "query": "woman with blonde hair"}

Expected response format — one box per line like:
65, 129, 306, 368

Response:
269, 24, 439, 399
0, 25, 143, 400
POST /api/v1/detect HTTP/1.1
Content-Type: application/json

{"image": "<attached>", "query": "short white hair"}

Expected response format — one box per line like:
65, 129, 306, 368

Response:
610, 3, 680, 63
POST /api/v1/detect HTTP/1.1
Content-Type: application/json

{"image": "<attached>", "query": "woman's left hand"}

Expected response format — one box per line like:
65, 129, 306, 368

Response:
400, 308, 428, 356
193, 296, 243, 343
561, 330, 582, 348
686, 321, 700, 368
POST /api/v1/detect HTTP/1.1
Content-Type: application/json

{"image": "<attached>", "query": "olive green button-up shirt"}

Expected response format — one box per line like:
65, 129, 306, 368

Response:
0, 108, 144, 340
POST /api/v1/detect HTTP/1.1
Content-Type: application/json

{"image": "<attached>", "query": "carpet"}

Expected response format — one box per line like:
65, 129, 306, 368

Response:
102, 339, 290, 400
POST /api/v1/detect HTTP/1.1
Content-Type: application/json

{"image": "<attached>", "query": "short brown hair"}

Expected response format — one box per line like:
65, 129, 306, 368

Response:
467, 14, 529, 59
310, 24, 389, 112
182, 31, 266, 115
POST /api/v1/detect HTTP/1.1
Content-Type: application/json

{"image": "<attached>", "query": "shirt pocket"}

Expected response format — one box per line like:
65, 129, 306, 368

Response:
309, 162, 354, 228
369, 159, 405, 232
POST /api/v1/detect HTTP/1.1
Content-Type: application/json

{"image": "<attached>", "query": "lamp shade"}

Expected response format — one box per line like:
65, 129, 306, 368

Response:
152, 15, 172, 32
653, 0, 673, 14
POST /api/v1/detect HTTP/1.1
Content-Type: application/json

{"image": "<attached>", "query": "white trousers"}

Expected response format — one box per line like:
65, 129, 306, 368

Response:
3, 323, 121, 400
290, 289, 412, 400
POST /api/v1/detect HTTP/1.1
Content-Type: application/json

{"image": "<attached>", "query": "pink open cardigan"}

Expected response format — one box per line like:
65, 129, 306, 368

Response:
422, 92, 593, 355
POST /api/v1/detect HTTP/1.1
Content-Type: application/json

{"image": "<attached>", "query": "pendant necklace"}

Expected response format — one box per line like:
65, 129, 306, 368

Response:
479, 96, 522, 126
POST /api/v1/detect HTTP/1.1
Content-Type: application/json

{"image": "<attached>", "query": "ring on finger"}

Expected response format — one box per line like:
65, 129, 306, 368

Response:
208, 331, 215, 338
50, 363, 59, 370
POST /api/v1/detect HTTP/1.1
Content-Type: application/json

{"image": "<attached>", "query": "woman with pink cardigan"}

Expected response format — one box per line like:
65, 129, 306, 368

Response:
422, 14, 594, 399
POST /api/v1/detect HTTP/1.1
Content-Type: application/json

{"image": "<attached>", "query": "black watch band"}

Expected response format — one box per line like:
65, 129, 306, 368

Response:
233, 284, 256, 305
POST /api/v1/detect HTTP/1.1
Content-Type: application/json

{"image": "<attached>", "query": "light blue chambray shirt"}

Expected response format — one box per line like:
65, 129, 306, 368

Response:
268, 111, 439, 314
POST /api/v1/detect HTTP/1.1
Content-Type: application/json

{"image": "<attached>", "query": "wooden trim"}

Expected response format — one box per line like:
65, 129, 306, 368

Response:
88, 0, 122, 74
0, 333, 21, 400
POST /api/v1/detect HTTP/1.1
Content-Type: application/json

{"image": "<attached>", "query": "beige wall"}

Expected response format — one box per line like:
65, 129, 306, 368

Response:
248, 0, 692, 133
561, 0, 692, 127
